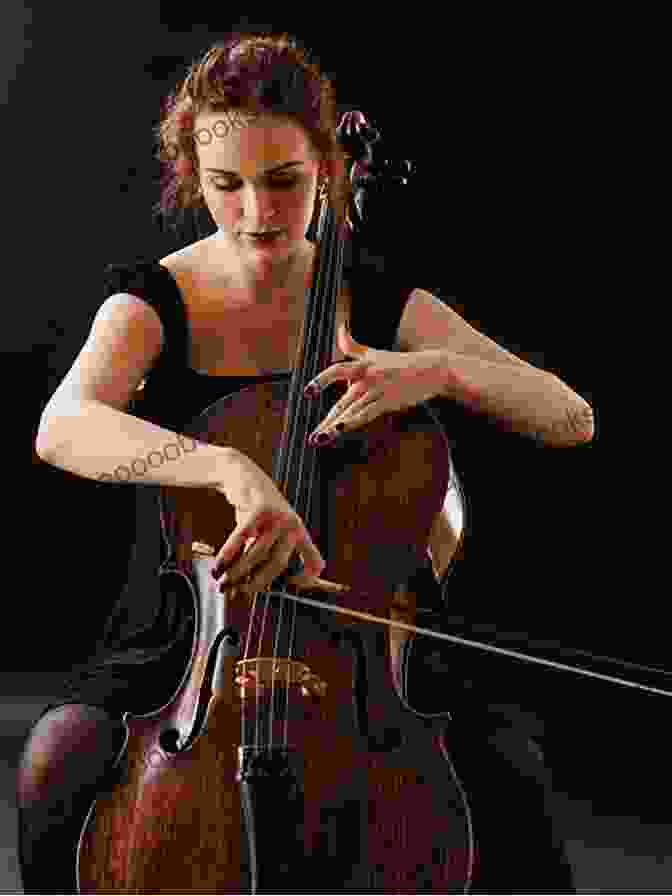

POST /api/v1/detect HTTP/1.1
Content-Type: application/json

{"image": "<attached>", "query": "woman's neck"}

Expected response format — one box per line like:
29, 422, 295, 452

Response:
211, 234, 317, 310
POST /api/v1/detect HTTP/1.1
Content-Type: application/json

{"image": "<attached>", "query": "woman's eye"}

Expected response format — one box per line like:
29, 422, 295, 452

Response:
212, 178, 297, 192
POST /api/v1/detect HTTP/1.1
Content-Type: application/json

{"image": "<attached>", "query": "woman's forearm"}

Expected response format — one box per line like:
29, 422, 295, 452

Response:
425, 349, 595, 446
36, 398, 244, 490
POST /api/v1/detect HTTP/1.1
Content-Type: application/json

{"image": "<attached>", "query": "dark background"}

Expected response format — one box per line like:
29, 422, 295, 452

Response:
4, 5, 661, 815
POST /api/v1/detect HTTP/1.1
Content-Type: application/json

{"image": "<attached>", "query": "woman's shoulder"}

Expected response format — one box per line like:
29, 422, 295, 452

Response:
103, 241, 215, 311
158, 236, 251, 319
159, 235, 222, 282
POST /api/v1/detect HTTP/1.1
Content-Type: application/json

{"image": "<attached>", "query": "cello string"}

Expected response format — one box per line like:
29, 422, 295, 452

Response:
240, 589, 260, 750
269, 592, 284, 749
263, 588, 672, 700
269, 589, 297, 750
248, 193, 347, 751
283, 602, 298, 751
285, 203, 344, 741
247, 195, 671, 703
254, 293, 318, 751
255, 588, 273, 752
270, 192, 340, 750
238, 201, 331, 751
238, 540, 271, 750
240, 549, 273, 751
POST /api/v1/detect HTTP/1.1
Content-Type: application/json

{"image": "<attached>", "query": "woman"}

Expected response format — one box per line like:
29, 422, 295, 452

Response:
21, 30, 591, 893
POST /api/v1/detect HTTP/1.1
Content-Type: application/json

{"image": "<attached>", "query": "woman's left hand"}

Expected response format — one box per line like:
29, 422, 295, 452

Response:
305, 321, 445, 446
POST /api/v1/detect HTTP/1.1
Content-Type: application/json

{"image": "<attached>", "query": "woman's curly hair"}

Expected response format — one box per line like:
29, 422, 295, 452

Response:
153, 29, 352, 234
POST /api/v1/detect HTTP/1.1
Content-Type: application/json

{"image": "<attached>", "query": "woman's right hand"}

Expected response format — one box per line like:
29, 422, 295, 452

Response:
213, 450, 326, 596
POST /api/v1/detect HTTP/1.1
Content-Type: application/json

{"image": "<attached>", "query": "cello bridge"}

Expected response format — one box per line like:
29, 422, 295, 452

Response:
234, 658, 327, 699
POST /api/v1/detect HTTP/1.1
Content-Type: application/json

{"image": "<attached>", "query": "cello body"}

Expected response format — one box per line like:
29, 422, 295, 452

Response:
76, 378, 475, 893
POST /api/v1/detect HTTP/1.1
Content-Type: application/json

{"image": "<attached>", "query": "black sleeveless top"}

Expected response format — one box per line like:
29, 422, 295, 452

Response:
51, 235, 438, 716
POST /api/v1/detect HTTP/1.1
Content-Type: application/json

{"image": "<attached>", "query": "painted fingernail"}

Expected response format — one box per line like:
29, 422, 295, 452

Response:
325, 431, 342, 446
304, 384, 319, 398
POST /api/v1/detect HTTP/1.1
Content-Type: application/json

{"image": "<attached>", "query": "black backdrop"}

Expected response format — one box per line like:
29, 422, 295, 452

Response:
7, 5, 661, 811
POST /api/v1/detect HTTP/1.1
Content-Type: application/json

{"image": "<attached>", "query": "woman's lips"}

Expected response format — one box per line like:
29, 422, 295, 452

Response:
245, 231, 284, 245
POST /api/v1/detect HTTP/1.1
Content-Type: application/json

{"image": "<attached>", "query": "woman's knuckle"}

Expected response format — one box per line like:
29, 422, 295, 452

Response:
282, 525, 296, 541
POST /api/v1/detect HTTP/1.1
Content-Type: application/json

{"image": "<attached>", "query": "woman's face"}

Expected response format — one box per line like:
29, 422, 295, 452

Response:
194, 109, 324, 285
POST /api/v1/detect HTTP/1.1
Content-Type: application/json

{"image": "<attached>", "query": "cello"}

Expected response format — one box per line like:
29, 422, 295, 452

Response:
74, 110, 672, 894
76, 111, 477, 893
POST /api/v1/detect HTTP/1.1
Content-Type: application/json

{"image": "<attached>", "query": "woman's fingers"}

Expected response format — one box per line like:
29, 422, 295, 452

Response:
287, 573, 350, 594
213, 522, 326, 598
213, 531, 270, 582
298, 537, 326, 579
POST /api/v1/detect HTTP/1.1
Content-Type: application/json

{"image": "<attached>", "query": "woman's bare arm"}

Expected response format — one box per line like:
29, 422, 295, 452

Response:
36, 292, 244, 491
